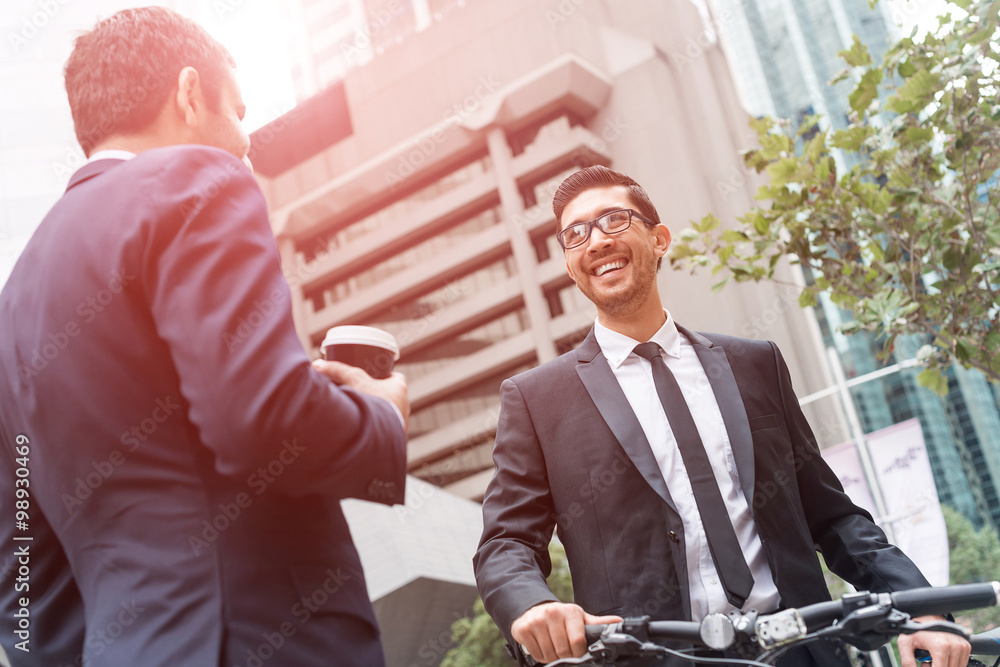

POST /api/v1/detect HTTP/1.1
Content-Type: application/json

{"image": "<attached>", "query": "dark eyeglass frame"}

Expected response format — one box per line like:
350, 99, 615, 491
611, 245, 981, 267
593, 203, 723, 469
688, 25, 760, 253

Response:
556, 208, 656, 250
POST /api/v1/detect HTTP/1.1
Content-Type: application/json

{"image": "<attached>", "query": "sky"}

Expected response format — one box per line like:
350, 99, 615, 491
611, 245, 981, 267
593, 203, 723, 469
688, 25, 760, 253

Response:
194, 1, 299, 130
887, 0, 952, 38
0, 0, 298, 287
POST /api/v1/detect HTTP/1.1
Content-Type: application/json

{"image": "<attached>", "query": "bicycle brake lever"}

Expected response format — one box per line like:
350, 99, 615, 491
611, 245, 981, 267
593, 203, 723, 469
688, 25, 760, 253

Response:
584, 633, 671, 663
588, 633, 647, 658
839, 607, 972, 652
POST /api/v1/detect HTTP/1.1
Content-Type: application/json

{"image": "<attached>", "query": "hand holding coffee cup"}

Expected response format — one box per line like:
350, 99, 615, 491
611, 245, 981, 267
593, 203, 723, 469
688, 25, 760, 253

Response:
321, 326, 400, 379
311, 326, 409, 431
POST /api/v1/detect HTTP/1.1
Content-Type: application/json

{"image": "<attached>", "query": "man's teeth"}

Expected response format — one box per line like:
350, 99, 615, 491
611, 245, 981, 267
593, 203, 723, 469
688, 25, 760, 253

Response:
595, 260, 626, 277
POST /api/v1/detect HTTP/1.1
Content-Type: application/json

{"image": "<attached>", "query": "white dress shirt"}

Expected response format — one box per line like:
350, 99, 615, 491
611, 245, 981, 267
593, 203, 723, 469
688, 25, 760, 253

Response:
594, 312, 781, 620
87, 149, 137, 162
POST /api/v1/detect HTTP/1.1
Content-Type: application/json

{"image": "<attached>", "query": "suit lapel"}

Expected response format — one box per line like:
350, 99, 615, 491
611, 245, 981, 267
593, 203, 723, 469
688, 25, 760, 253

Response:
678, 325, 756, 507
574, 329, 677, 513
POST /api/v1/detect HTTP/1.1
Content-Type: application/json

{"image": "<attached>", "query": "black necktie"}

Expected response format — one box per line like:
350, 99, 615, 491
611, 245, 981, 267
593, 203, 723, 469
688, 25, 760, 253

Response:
633, 342, 754, 608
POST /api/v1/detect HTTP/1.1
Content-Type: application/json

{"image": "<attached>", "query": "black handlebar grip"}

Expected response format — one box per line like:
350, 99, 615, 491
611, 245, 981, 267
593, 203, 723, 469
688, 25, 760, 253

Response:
583, 620, 703, 645
891, 582, 1000, 618
647, 620, 704, 644
798, 599, 856, 630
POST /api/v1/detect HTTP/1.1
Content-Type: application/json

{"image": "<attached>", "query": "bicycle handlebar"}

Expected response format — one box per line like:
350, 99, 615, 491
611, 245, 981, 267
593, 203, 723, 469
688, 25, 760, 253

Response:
584, 619, 699, 646
582, 581, 1000, 658
892, 582, 1000, 619
795, 581, 1000, 629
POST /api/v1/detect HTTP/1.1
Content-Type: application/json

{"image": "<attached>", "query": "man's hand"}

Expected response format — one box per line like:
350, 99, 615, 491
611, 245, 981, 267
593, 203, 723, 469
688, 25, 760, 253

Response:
897, 615, 971, 667
312, 359, 409, 431
511, 601, 623, 664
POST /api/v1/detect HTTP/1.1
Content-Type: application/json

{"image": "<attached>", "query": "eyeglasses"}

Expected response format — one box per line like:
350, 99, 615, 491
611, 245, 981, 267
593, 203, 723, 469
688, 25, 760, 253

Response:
556, 208, 655, 250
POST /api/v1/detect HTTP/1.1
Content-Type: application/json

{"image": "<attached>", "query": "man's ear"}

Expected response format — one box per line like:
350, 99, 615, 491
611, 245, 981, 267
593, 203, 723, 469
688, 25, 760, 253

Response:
565, 257, 577, 283
652, 224, 671, 259
174, 66, 203, 128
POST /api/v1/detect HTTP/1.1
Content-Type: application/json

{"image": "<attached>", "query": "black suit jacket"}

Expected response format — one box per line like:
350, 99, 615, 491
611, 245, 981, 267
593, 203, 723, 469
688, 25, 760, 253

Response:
474, 326, 930, 665
0, 146, 406, 666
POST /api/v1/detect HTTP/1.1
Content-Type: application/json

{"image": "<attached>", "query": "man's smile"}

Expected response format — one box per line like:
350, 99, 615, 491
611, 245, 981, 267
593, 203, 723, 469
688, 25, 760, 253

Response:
592, 258, 628, 277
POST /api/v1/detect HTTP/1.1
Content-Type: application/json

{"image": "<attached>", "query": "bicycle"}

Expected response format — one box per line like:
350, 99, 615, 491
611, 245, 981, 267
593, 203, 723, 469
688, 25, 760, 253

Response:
546, 581, 1000, 666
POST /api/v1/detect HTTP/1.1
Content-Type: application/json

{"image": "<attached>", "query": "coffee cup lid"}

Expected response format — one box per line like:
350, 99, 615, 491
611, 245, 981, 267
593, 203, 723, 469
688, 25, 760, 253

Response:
321, 326, 400, 360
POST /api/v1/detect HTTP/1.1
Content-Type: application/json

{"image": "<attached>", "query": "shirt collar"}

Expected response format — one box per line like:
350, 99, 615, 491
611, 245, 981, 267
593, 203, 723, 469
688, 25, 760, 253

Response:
87, 149, 137, 163
594, 310, 682, 369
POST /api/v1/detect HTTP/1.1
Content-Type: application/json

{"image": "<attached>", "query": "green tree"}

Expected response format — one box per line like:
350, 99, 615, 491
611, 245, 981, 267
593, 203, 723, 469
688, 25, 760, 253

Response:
440, 541, 573, 667
670, 0, 1000, 392
943, 505, 1000, 631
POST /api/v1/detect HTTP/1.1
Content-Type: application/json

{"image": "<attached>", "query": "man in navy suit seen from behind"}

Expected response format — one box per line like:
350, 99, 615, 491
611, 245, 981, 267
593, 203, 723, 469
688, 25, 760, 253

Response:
0, 7, 408, 666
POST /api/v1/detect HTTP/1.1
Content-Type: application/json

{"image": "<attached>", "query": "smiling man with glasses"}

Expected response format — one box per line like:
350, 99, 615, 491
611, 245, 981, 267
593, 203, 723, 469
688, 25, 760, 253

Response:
474, 165, 970, 667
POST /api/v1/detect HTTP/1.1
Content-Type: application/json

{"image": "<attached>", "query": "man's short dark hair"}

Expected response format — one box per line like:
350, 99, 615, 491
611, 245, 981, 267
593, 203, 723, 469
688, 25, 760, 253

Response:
552, 164, 664, 268
552, 164, 662, 230
65, 6, 236, 156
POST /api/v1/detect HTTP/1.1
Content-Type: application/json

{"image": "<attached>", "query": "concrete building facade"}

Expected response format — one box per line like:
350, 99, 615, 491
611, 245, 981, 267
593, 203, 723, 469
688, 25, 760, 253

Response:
250, 0, 843, 505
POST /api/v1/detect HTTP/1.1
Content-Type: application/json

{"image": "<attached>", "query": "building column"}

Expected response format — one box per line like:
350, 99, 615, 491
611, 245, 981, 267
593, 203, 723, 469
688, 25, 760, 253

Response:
486, 126, 558, 364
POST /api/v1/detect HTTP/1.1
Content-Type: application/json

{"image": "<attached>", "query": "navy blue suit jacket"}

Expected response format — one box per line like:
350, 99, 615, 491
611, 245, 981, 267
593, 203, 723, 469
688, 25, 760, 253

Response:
474, 327, 930, 666
0, 146, 406, 666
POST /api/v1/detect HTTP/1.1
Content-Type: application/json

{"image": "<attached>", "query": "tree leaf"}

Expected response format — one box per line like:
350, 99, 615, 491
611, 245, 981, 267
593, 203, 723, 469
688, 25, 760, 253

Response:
839, 35, 872, 67
849, 68, 883, 114
892, 69, 941, 109
830, 67, 853, 86
839, 320, 864, 334
693, 214, 720, 233
916, 368, 949, 396
766, 157, 800, 185
831, 126, 874, 151
899, 126, 934, 148
721, 229, 749, 244
752, 214, 770, 236
717, 245, 734, 264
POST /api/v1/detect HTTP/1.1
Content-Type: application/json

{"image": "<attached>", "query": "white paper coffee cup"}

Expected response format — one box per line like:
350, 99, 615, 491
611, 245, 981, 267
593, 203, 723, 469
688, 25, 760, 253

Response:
321, 326, 400, 379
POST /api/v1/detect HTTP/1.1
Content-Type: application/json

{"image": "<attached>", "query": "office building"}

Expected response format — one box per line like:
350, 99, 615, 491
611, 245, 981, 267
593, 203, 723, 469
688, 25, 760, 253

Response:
710, 0, 896, 128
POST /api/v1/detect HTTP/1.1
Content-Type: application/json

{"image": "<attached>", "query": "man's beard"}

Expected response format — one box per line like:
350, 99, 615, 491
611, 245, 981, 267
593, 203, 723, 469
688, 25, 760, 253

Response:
576, 248, 658, 319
